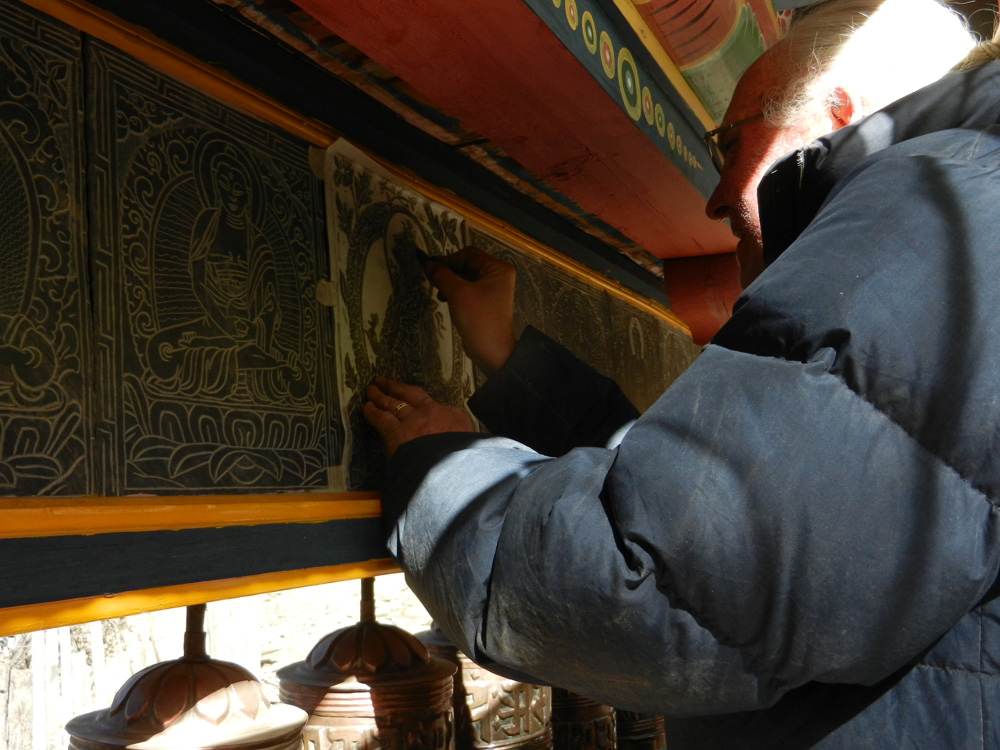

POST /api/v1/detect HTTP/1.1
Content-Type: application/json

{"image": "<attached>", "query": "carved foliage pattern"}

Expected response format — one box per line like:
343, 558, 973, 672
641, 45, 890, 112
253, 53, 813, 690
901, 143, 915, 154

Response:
0, 3, 88, 497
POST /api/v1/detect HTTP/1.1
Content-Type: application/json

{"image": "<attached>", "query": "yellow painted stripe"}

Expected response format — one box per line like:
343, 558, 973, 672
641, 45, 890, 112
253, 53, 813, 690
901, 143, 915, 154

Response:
0, 493, 381, 539
18, 0, 339, 147
0, 560, 399, 636
610, 0, 716, 128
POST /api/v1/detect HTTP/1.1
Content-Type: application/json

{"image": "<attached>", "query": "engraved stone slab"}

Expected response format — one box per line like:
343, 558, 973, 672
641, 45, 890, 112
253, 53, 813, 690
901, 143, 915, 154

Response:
608, 294, 670, 413
88, 42, 341, 494
541, 267, 614, 381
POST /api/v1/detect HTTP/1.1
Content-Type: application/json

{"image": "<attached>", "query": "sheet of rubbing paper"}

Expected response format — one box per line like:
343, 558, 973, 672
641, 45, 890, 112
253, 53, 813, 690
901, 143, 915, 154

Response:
326, 140, 697, 490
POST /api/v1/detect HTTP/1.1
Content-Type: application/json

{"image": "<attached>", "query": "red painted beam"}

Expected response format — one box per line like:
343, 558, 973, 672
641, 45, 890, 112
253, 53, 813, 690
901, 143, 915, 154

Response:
662, 253, 741, 344
293, 0, 734, 261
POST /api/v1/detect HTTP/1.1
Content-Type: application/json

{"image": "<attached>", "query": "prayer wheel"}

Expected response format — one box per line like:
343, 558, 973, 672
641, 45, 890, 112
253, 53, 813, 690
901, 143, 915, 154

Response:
549, 688, 615, 750
65, 604, 307, 750
614, 710, 666, 750
278, 578, 456, 750
417, 624, 552, 749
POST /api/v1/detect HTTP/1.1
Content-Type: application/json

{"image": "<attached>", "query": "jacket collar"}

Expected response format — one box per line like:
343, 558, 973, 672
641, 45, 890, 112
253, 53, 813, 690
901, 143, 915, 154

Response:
757, 59, 1000, 268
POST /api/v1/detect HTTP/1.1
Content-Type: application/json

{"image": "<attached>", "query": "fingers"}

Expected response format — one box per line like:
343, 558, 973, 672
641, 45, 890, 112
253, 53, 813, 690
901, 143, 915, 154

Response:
425, 262, 464, 300
373, 377, 430, 405
362, 399, 400, 434
365, 379, 430, 418
425, 246, 514, 292
438, 246, 492, 275
364, 383, 399, 413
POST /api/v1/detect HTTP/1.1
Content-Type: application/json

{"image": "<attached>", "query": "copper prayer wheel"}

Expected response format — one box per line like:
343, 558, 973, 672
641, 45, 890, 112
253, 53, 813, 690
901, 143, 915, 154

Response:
65, 604, 307, 750
278, 578, 456, 750
614, 710, 666, 750
416, 624, 552, 749
550, 688, 615, 750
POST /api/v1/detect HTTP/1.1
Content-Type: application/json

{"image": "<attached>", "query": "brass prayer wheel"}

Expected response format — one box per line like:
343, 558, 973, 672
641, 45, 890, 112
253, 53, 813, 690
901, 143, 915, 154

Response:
65, 604, 307, 750
550, 688, 615, 750
278, 578, 456, 750
614, 710, 666, 750
417, 624, 552, 749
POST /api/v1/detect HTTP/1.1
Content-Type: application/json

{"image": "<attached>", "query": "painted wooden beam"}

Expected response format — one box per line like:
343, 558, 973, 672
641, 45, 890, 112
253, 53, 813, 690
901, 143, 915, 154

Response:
292, 0, 734, 261
663, 253, 741, 344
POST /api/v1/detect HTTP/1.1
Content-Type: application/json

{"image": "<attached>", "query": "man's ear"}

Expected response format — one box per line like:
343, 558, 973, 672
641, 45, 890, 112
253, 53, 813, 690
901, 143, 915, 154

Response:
828, 87, 855, 130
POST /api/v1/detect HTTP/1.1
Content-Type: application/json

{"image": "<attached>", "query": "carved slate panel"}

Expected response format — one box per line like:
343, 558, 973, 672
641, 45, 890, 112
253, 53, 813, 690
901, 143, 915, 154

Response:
542, 266, 614, 380
326, 142, 475, 490
474, 224, 696, 413
88, 41, 341, 494
0, 4, 90, 497
468, 226, 547, 340
608, 294, 671, 412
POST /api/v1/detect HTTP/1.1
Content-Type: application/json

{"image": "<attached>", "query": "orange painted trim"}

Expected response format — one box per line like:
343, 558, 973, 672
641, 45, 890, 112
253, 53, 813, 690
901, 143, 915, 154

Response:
18, 0, 339, 147
0, 560, 399, 636
0, 493, 381, 539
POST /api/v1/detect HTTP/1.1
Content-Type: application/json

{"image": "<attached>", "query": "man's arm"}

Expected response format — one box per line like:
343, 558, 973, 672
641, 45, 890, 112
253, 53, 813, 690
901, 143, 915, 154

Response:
382, 343, 1000, 716
425, 247, 640, 454
468, 325, 639, 455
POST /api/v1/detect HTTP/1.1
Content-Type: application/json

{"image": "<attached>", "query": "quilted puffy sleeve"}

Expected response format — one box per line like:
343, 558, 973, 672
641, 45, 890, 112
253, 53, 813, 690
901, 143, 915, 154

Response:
382, 138, 1000, 716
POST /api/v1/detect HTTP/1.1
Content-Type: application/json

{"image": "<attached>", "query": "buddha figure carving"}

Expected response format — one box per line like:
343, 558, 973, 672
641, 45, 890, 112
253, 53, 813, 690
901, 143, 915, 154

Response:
146, 137, 308, 404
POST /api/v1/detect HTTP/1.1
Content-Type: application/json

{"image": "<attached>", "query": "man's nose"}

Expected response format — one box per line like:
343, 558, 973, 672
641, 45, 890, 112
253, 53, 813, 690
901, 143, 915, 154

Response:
704, 184, 729, 221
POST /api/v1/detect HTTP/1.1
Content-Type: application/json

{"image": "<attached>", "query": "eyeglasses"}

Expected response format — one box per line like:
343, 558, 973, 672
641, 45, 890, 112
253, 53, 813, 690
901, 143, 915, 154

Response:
702, 112, 765, 173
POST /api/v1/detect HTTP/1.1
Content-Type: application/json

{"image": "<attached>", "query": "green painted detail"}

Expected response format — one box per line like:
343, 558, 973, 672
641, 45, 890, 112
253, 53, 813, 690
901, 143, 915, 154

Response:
681, 3, 766, 122
617, 48, 641, 120
522, 0, 718, 196
582, 11, 597, 53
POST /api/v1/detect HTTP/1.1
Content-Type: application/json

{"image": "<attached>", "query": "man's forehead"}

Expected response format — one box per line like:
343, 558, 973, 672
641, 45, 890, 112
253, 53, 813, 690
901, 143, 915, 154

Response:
725, 45, 787, 123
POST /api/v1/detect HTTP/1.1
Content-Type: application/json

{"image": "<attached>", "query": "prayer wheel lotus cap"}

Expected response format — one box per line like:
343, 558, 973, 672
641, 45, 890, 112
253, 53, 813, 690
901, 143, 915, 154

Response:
66, 604, 306, 749
65, 656, 307, 748
277, 621, 455, 689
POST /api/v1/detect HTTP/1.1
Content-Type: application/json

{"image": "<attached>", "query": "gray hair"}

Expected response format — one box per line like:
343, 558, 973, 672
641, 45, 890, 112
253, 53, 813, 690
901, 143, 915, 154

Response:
954, 20, 1000, 71
765, 0, 976, 126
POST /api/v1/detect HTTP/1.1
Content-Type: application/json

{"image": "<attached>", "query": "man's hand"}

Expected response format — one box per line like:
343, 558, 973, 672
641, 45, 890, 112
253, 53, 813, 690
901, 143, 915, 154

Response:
363, 377, 475, 459
424, 247, 517, 376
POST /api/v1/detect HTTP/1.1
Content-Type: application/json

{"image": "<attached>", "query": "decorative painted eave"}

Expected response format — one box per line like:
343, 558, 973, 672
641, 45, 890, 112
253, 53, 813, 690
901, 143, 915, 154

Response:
288, 0, 737, 262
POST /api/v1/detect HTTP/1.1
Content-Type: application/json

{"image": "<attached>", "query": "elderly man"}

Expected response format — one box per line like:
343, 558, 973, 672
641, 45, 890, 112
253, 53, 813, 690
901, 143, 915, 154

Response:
363, 0, 1000, 746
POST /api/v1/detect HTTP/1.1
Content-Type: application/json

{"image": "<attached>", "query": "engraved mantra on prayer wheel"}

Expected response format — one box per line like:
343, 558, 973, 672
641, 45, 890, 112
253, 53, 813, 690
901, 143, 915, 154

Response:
550, 688, 615, 750
614, 710, 666, 750
278, 578, 456, 750
417, 625, 553, 749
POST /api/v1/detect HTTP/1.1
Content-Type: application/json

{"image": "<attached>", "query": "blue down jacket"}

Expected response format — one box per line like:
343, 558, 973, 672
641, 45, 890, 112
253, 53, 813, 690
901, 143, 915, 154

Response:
382, 60, 1000, 747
